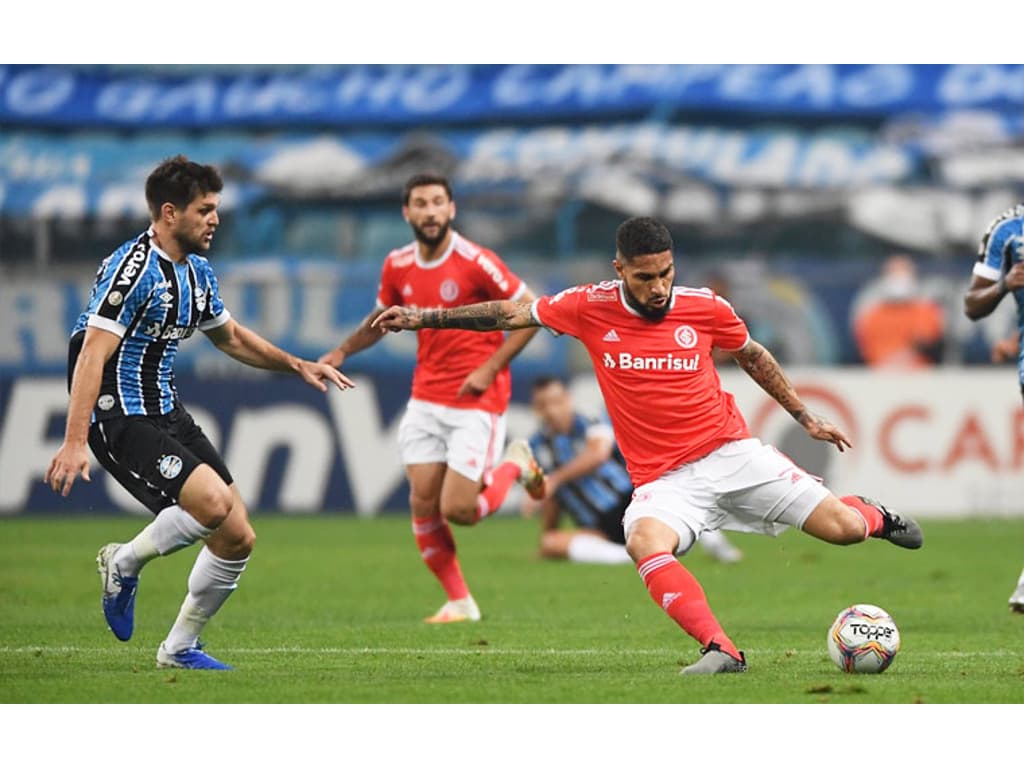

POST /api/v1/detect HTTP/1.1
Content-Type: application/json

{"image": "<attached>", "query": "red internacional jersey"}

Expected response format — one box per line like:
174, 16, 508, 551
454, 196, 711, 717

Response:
377, 232, 527, 414
532, 280, 752, 486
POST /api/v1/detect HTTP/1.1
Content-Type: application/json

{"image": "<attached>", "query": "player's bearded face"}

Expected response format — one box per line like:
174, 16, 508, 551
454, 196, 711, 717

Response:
616, 251, 675, 320
173, 192, 220, 254
405, 185, 455, 248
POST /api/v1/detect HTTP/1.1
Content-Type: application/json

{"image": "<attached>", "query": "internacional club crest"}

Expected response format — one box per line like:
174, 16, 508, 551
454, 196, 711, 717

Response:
674, 325, 698, 349
440, 279, 460, 302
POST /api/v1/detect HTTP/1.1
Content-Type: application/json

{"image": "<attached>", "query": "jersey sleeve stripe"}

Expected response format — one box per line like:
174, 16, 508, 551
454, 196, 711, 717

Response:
86, 314, 128, 337
530, 298, 561, 335
198, 308, 232, 332
510, 282, 529, 301
972, 261, 1003, 281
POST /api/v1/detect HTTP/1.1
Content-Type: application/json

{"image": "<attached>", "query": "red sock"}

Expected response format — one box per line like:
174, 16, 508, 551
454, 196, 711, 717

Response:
474, 461, 521, 522
637, 552, 741, 660
412, 516, 469, 600
842, 495, 884, 539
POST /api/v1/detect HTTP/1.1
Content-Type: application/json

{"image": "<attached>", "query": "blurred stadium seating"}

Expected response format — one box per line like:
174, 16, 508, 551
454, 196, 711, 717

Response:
2, 64, 1023, 515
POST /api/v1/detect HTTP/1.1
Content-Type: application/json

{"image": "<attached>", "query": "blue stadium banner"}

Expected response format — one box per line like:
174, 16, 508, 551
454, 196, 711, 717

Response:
3, 65, 1024, 128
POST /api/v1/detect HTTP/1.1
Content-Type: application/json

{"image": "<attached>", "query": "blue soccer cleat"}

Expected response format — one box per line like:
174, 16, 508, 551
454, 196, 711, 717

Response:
96, 543, 138, 641
156, 642, 234, 671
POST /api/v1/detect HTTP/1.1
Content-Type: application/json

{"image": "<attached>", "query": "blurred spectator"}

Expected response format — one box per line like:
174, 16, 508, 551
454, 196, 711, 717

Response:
851, 255, 946, 368
990, 331, 1020, 365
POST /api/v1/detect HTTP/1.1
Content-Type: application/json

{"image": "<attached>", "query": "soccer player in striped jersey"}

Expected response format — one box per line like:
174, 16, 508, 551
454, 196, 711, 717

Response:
374, 216, 924, 675
319, 174, 544, 623
963, 202, 1024, 612
525, 376, 742, 565
45, 156, 354, 670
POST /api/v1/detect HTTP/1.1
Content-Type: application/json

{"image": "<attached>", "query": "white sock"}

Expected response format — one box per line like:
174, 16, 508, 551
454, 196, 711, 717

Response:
567, 535, 633, 565
114, 505, 214, 577
163, 546, 249, 654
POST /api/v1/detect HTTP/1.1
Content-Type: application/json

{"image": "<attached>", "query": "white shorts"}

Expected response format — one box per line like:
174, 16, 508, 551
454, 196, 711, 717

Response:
397, 398, 507, 483
622, 438, 830, 554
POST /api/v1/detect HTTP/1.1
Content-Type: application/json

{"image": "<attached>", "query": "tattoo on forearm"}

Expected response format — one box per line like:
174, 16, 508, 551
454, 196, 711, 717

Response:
735, 343, 807, 424
419, 301, 534, 331
422, 307, 502, 331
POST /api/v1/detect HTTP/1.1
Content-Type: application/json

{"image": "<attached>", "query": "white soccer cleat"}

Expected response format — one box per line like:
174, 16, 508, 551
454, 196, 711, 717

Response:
1009, 584, 1024, 614
502, 439, 547, 501
424, 595, 482, 624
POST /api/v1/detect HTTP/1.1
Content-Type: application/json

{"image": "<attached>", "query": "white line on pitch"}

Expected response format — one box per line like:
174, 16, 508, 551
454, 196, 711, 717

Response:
0, 646, 1018, 658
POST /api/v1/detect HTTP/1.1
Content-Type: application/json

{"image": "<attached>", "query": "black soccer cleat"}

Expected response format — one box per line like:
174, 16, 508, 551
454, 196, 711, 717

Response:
859, 496, 923, 550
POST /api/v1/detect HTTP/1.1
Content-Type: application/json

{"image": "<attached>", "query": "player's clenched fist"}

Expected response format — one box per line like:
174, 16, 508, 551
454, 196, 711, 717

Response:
373, 306, 423, 332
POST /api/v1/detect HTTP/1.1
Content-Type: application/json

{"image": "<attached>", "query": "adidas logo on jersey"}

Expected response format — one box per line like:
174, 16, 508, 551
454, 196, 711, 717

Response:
403, 284, 413, 296
603, 329, 621, 342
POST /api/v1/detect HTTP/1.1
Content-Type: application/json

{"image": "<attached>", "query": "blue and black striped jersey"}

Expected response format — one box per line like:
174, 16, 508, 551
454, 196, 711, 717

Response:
528, 413, 634, 529
72, 228, 231, 420
974, 203, 1024, 383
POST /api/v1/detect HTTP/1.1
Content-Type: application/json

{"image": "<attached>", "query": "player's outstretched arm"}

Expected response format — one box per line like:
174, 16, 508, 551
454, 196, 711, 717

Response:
45, 327, 121, 496
318, 307, 388, 369
964, 267, 1024, 320
459, 290, 542, 398
205, 319, 355, 393
731, 339, 852, 452
373, 300, 540, 333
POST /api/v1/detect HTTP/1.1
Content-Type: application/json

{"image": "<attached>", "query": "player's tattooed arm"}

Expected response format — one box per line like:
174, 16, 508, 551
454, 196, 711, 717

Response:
732, 340, 852, 452
373, 300, 539, 333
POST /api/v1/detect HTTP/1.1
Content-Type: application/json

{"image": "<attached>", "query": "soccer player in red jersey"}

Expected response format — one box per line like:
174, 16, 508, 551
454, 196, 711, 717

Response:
373, 216, 924, 673
320, 174, 544, 623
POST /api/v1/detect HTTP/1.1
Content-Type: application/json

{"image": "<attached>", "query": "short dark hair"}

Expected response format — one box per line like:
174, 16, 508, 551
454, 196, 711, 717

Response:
402, 173, 453, 205
531, 375, 567, 393
615, 217, 673, 261
145, 155, 223, 220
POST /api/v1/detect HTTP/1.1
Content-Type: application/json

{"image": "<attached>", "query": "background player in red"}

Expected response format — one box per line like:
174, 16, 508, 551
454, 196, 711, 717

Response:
320, 173, 544, 623
374, 216, 924, 674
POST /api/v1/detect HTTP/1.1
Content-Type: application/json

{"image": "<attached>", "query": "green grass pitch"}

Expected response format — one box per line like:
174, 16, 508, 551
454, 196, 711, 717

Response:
1, 515, 1022, 703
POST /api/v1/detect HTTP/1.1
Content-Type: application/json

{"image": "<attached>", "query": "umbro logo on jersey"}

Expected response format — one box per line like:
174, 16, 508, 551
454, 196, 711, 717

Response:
603, 329, 621, 342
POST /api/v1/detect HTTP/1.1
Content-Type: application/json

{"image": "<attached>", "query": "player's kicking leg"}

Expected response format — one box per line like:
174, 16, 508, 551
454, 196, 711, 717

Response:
802, 494, 923, 549
626, 517, 747, 676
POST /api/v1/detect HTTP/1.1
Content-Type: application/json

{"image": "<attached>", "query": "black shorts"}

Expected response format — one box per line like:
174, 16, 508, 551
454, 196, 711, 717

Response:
88, 409, 233, 515
69, 329, 232, 514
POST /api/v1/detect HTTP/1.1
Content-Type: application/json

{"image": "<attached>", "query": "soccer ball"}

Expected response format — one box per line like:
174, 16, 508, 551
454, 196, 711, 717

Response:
827, 603, 900, 674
